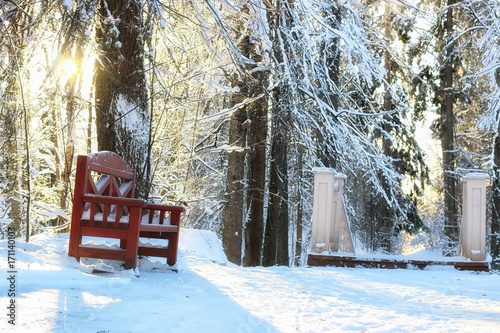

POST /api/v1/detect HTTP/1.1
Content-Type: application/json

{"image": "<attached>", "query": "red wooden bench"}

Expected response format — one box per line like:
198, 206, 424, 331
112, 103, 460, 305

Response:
68, 152, 185, 269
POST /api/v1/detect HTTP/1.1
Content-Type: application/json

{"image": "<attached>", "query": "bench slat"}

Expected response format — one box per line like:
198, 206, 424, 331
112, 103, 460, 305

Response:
138, 247, 168, 258
81, 226, 129, 238
88, 162, 134, 179
140, 224, 178, 233
83, 194, 146, 208
79, 246, 126, 261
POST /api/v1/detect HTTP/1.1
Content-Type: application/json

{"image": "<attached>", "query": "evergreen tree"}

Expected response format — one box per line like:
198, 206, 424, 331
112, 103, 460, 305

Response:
262, 0, 294, 267
221, 2, 269, 266
94, 0, 151, 199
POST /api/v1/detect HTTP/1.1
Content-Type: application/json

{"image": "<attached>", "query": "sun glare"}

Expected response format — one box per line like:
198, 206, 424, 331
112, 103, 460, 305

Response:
60, 59, 78, 76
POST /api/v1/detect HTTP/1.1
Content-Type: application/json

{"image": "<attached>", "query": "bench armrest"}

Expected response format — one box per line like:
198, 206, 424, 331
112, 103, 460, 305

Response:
144, 203, 185, 213
83, 194, 147, 208
143, 203, 185, 227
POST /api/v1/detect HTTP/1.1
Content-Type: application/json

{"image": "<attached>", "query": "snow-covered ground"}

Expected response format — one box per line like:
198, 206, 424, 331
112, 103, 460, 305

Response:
1, 229, 500, 332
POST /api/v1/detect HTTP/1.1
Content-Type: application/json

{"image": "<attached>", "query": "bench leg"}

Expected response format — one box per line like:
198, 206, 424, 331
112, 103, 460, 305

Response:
124, 208, 141, 269
167, 232, 179, 266
68, 225, 82, 261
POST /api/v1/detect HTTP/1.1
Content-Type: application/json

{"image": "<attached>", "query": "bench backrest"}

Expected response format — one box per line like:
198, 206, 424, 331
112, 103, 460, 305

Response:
74, 152, 136, 223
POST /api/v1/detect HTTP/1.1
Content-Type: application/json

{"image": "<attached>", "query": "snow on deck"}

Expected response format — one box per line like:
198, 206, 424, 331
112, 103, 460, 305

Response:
1, 230, 500, 332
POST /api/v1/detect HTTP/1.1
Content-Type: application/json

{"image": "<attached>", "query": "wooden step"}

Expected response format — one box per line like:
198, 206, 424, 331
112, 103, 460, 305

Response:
307, 253, 489, 272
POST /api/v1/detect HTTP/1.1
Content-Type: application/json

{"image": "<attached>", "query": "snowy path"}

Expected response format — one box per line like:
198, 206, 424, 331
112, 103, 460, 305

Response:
191, 262, 500, 332
1, 229, 500, 332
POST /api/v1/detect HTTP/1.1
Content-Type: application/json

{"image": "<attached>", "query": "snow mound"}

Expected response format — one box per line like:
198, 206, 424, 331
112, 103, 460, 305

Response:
177, 228, 227, 264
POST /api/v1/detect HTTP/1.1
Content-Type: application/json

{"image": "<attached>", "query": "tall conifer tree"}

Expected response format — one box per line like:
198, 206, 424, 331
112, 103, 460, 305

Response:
94, 0, 151, 199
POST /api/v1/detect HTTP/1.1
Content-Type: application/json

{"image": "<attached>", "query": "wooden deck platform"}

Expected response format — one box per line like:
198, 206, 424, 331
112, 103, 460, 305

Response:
307, 253, 489, 272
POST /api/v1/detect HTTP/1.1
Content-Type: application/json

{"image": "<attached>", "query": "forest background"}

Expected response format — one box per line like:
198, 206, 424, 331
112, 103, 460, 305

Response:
1, 0, 500, 269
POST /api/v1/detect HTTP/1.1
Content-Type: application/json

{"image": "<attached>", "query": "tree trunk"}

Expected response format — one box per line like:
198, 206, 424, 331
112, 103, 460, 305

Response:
222, 103, 246, 265
223, 5, 268, 266
441, 2, 458, 253
294, 144, 304, 266
223, 4, 268, 266
380, 4, 394, 252
261, 2, 290, 267
94, 0, 151, 199
243, 91, 267, 267
1, 4, 33, 240
0, 3, 34, 237
263, 82, 290, 266
2, 80, 23, 235
326, 4, 341, 115
315, 2, 342, 168
491, 134, 500, 269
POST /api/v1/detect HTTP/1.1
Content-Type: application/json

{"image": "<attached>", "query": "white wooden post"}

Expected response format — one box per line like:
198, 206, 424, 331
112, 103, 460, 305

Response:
311, 168, 336, 253
459, 173, 488, 261
311, 168, 354, 254
329, 173, 345, 253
